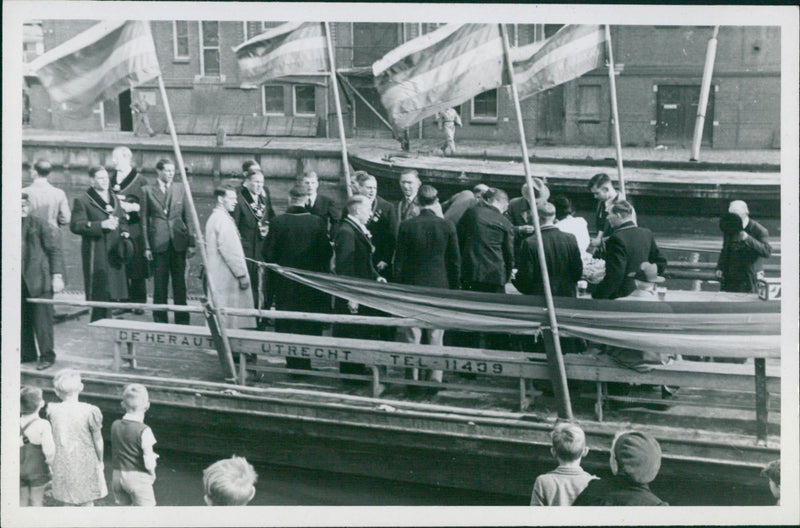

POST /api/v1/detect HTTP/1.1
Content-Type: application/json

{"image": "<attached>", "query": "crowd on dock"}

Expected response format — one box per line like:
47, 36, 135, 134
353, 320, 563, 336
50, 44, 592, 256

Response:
20, 371, 780, 507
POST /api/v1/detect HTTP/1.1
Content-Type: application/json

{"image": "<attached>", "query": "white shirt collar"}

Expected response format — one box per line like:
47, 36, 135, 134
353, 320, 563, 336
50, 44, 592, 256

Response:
122, 412, 145, 423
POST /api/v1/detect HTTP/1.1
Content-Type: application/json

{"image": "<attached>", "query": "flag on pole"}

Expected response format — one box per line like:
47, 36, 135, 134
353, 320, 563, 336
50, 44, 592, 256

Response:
373, 24, 504, 129
512, 25, 606, 101
234, 22, 328, 83
28, 20, 160, 116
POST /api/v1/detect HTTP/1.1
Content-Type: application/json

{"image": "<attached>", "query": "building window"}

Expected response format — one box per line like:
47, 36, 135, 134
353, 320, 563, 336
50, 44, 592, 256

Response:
262, 85, 285, 115
471, 89, 498, 122
199, 21, 220, 76
244, 21, 287, 41
293, 85, 316, 115
173, 21, 190, 60
578, 84, 601, 121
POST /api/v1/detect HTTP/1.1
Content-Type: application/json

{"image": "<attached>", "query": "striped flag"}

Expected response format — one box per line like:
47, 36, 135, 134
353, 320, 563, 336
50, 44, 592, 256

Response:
373, 24, 504, 129
28, 20, 160, 116
234, 22, 328, 83
512, 25, 606, 101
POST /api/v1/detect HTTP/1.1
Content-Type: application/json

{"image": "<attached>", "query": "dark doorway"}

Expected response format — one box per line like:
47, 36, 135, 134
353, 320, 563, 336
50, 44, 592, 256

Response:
119, 89, 133, 132
535, 85, 565, 144
656, 85, 714, 147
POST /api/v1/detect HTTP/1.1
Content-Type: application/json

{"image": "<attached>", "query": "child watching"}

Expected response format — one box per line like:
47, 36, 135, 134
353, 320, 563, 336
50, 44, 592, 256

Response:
573, 430, 667, 506
20, 387, 55, 507
110, 384, 159, 506
761, 460, 780, 505
530, 422, 597, 505
203, 456, 258, 506
47, 369, 107, 506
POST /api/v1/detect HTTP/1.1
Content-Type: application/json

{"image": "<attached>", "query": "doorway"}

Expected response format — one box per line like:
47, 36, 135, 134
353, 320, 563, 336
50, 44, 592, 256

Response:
656, 85, 714, 147
535, 85, 565, 144
119, 89, 133, 132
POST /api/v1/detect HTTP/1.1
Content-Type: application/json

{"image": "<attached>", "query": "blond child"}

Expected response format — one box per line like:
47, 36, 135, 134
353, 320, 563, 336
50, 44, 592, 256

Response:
761, 460, 780, 505
20, 387, 55, 506
110, 384, 159, 506
530, 422, 597, 506
47, 369, 107, 506
203, 456, 258, 506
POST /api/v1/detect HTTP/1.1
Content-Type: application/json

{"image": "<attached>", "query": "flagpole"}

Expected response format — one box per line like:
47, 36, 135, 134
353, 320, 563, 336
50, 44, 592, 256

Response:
690, 25, 719, 162
156, 74, 238, 383
323, 22, 352, 197
500, 24, 572, 420
604, 25, 626, 199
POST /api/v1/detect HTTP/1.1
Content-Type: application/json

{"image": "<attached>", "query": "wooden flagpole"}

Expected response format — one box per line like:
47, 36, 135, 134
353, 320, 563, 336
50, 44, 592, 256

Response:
156, 74, 238, 383
324, 22, 353, 197
604, 25, 626, 199
500, 25, 573, 420
690, 25, 719, 162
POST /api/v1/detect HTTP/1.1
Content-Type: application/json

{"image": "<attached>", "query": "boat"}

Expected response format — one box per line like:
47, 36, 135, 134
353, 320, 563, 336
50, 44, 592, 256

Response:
349, 147, 782, 218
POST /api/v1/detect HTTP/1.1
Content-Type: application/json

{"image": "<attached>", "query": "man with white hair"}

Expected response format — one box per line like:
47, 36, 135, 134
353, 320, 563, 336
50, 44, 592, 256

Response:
715, 200, 772, 293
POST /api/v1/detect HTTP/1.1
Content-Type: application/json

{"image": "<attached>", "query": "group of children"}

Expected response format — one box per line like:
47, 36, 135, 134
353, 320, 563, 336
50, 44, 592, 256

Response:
20, 370, 780, 507
20, 369, 258, 507
531, 422, 781, 507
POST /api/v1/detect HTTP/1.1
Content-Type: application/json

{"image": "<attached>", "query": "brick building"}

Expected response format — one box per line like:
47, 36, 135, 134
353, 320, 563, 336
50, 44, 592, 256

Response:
24, 20, 780, 149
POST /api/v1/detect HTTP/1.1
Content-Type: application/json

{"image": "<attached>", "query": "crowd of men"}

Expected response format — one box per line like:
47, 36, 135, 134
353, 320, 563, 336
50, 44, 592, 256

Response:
20, 148, 773, 381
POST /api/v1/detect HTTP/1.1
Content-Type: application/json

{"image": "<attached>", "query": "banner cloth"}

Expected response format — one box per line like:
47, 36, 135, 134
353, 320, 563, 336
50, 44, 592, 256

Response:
266, 265, 780, 359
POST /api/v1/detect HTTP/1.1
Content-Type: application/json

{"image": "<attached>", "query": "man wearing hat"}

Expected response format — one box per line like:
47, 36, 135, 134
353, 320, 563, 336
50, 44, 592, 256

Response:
573, 430, 667, 506
624, 262, 665, 300
716, 202, 772, 293
505, 179, 550, 256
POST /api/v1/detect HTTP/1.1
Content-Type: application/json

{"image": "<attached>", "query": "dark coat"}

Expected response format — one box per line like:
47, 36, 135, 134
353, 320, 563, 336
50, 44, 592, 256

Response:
263, 206, 332, 316
457, 202, 515, 287
514, 225, 583, 297
343, 196, 397, 274
593, 221, 666, 300
140, 181, 194, 254
395, 196, 421, 235
22, 215, 65, 297
307, 193, 341, 234
232, 185, 276, 300
505, 196, 537, 255
70, 189, 129, 301
716, 219, 772, 293
573, 477, 667, 506
395, 209, 460, 290
109, 167, 150, 279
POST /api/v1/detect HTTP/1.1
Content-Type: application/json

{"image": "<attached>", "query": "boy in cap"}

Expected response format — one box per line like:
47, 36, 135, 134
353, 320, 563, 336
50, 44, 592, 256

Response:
573, 430, 667, 506
761, 460, 780, 505
530, 423, 597, 506
624, 261, 665, 300
203, 456, 258, 506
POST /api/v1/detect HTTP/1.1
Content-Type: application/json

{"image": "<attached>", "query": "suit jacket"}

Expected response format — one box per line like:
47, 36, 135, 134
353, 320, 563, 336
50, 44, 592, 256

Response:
593, 221, 666, 300
232, 185, 275, 261
22, 215, 65, 297
457, 201, 515, 286
395, 196, 421, 235
22, 179, 71, 228
514, 225, 583, 297
716, 218, 772, 293
263, 206, 332, 312
307, 193, 340, 234
395, 209, 460, 289
334, 217, 379, 280
342, 196, 397, 271
109, 167, 150, 279
140, 182, 195, 254
442, 190, 478, 226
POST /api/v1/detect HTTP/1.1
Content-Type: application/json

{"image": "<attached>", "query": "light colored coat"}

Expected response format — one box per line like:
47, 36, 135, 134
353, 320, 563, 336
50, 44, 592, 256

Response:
205, 205, 255, 329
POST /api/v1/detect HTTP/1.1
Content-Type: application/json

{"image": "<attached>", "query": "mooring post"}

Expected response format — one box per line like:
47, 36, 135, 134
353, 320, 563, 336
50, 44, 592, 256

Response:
754, 357, 768, 444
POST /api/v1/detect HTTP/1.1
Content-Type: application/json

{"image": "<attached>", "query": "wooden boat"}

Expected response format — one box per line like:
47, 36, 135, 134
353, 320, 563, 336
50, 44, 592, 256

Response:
349, 147, 782, 218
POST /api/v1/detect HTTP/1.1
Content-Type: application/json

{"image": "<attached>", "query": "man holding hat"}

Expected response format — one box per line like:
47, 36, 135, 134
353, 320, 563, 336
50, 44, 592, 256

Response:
573, 430, 667, 506
716, 202, 772, 293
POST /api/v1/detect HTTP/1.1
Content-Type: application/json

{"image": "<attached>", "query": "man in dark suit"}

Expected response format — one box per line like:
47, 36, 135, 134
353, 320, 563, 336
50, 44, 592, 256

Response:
347, 171, 396, 279
22, 193, 65, 370
395, 169, 422, 233
716, 200, 772, 293
263, 185, 332, 371
232, 165, 275, 323
457, 188, 515, 294
593, 201, 666, 300
514, 202, 583, 297
505, 178, 550, 255
333, 195, 388, 375
141, 158, 195, 324
301, 171, 340, 234
395, 185, 460, 385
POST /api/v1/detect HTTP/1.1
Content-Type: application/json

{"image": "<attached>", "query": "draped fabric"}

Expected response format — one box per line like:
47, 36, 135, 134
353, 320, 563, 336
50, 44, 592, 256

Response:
265, 264, 780, 359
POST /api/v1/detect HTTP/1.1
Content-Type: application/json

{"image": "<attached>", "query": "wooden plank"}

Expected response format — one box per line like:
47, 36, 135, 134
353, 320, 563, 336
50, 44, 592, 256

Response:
172, 114, 196, 135
193, 115, 220, 135
241, 116, 267, 136
266, 116, 290, 136
217, 115, 243, 136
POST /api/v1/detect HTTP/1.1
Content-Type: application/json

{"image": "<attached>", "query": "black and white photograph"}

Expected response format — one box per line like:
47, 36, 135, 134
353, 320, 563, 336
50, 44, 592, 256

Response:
2, 2, 798, 526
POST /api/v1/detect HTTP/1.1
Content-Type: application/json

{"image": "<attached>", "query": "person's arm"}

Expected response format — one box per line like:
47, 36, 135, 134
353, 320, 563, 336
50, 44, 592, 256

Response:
57, 192, 71, 227
140, 189, 153, 256
530, 478, 545, 506
593, 236, 625, 299
649, 236, 667, 275
394, 226, 407, 280
741, 224, 772, 258
69, 197, 104, 237
264, 187, 276, 221
454, 112, 462, 127
182, 192, 196, 251
39, 421, 56, 467
216, 221, 250, 285
141, 427, 158, 477
334, 228, 356, 277
513, 242, 533, 295
446, 224, 461, 290
90, 408, 104, 463
503, 221, 515, 283
568, 235, 584, 283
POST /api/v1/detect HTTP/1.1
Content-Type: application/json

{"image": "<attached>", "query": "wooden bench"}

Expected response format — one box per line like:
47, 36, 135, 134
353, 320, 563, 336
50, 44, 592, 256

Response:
171, 114, 319, 137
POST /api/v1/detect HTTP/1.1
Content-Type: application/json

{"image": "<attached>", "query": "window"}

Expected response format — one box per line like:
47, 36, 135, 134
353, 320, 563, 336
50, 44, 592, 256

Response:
173, 21, 190, 59
471, 89, 498, 122
244, 21, 287, 41
293, 85, 316, 115
578, 85, 601, 121
199, 21, 220, 76
262, 85, 285, 115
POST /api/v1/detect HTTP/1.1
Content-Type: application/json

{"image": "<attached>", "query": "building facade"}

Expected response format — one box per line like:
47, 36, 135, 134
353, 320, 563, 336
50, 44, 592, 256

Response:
25, 20, 780, 149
